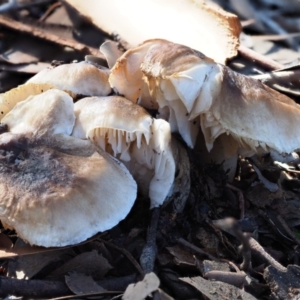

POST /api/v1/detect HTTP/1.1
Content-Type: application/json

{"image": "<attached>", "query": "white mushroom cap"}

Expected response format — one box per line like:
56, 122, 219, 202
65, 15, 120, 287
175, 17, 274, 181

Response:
2, 89, 75, 138
72, 96, 175, 207
109, 40, 161, 108
27, 61, 111, 97
0, 133, 137, 247
0, 83, 54, 120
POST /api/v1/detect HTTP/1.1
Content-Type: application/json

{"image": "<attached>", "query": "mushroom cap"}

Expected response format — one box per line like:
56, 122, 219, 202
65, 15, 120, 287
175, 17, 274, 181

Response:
72, 96, 175, 207
0, 133, 137, 247
109, 39, 222, 148
0, 83, 54, 120
27, 61, 111, 97
111, 39, 300, 155
109, 40, 162, 108
209, 67, 300, 154
72, 96, 153, 160
2, 89, 75, 138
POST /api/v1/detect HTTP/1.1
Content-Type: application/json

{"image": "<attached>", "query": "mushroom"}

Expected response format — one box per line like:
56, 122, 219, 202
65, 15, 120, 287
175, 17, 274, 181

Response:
72, 95, 176, 208
2, 89, 75, 137
0, 89, 137, 247
27, 61, 111, 98
109, 39, 221, 148
0, 134, 137, 247
109, 39, 300, 157
0, 83, 54, 120
0, 61, 112, 121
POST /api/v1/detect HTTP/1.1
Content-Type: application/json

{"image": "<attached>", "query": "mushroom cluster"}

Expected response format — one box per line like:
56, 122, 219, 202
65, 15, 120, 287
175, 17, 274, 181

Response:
1, 38, 299, 247
0, 59, 186, 247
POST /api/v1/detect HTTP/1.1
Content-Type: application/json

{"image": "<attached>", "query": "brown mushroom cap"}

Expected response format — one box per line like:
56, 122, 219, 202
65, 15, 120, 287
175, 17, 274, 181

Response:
111, 39, 300, 155
27, 61, 111, 97
0, 133, 137, 247
208, 67, 300, 154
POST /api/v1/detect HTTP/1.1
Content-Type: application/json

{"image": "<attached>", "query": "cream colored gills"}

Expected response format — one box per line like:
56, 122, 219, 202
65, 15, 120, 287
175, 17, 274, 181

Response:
72, 96, 176, 208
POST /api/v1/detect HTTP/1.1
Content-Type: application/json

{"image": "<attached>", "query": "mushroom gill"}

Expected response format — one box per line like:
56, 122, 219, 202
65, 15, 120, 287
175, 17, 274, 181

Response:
72, 95, 176, 208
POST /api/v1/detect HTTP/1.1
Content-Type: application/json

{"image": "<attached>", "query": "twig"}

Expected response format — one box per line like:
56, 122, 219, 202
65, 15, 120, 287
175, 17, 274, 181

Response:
248, 236, 287, 272
38, 2, 62, 22
238, 45, 284, 71
50, 291, 122, 300
0, 15, 103, 57
276, 215, 300, 245
177, 238, 219, 261
0, 274, 136, 298
226, 183, 245, 219
99, 238, 144, 276
251, 70, 300, 85
204, 270, 246, 287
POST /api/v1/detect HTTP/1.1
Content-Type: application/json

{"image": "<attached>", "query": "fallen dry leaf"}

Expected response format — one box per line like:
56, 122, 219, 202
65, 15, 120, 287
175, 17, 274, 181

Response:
64, 0, 241, 64
65, 271, 106, 295
123, 272, 160, 300
180, 276, 257, 300
46, 250, 112, 281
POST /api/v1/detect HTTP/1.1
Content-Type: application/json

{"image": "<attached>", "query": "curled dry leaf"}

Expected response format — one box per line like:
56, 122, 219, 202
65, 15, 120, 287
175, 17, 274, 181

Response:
123, 272, 160, 300
64, 0, 241, 64
72, 96, 176, 208
110, 39, 300, 158
0, 90, 137, 247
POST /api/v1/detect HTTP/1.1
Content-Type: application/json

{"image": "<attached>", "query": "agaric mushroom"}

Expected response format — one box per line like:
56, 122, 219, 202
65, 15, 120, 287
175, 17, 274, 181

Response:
71, 95, 176, 208
0, 89, 137, 247
109, 39, 220, 148
0, 61, 111, 121
0, 83, 54, 120
27, 61, 111, 98
109, 39, 300, 157
2, 89, 75, 137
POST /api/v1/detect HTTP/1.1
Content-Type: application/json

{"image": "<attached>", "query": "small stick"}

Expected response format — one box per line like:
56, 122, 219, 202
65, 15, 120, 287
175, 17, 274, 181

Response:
178, 238, 219, 262
248, 237, 286, 272
238, 45, 284, 71
204, 270, 246, 287
251, 70, 300, 85
0, 15, 103, 57
0, 274, 136, 298
226, 183, 245, 219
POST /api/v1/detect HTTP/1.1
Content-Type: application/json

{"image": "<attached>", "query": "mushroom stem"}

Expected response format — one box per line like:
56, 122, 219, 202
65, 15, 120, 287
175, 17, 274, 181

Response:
140, 207, 160, 274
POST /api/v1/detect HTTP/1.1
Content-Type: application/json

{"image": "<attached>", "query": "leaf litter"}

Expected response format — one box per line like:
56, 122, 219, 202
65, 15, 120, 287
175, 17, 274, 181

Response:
0, 0, 300, 299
